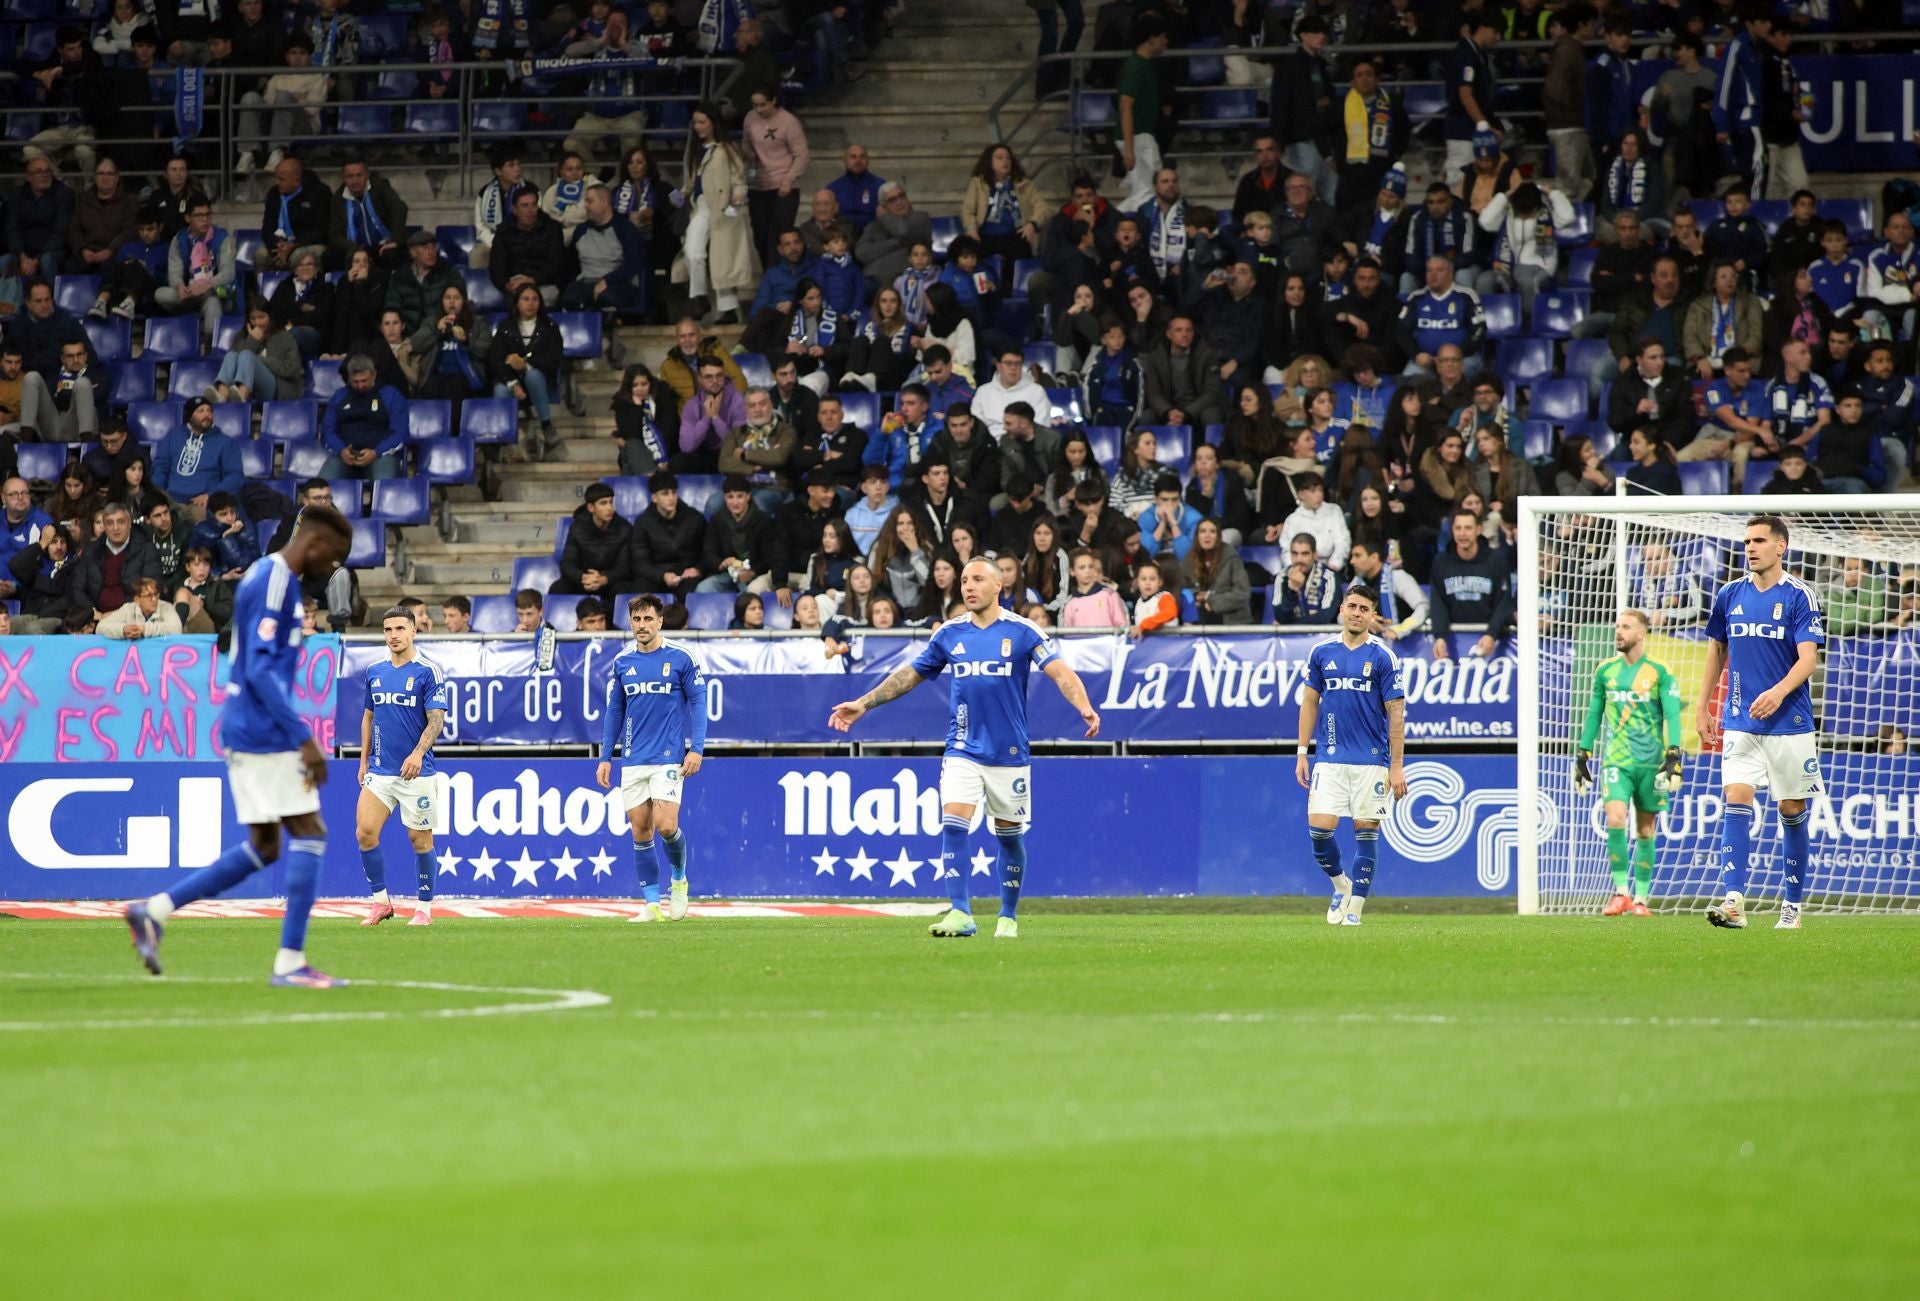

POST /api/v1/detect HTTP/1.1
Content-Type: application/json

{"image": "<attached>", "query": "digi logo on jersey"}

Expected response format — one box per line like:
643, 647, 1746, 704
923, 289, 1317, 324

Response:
951, 660, 1014, 679
623, 681, 677, 696
1728, 622, 1788, 640
369, 692, 419, 707
1323, 677, 1374, 692
6, 774, 226, 870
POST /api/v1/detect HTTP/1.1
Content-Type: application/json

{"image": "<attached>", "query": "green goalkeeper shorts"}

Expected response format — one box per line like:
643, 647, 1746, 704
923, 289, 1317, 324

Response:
1602, 763, 1667, 813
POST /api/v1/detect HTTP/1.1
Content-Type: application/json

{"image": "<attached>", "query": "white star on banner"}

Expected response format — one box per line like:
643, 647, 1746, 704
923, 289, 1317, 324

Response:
550, 847, 582, 882
971, 848, 995, 877
588, 848, 618, 879
469, 848, 500, 882
845, 847, 877, 882
884, 848, 921, 888
436, 848, 463, 878
811, 847, 839, 876
507, 848, 544, 888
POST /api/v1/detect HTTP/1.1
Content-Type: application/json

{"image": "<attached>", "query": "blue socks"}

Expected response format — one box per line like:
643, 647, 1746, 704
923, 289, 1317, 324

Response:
1781, 807, 1810, 904
995, 827, 1027, 919
415, 849, 435, 901
941, 814, 971, 913
1310, 826, 1343, 880
1721, 804, 1755, 898
163, 842, 265, 911
1353, 828, 1379, 898
660, 828, 688, 883
280, 837, 324, 951
634, 837, 659, 906
361, 845, 386, 893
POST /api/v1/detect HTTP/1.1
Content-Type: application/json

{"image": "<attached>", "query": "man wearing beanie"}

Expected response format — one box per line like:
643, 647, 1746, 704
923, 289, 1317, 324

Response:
153, 398, 245, 523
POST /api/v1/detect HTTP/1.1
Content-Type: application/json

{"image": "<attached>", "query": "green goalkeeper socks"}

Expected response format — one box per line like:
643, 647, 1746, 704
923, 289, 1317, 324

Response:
1633, 838, 1655, 902
1607, 827, 1630, 895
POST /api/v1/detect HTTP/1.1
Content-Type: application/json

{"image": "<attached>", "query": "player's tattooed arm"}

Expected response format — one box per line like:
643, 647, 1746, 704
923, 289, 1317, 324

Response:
417, 708, 447, 752
861, 665, 925, 711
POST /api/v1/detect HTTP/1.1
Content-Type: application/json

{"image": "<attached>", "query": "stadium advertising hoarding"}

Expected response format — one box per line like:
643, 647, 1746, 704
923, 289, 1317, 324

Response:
336, 634, 1519, 746
0, 756, 1544, 901
1795, 54, 1920, 172
0, 635, 341, 763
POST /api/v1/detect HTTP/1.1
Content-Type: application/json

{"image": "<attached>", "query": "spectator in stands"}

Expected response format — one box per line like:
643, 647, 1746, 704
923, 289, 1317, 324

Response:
0, 477, 54, 597
22, 28, 122, 179
141, 155, 203, 241
67, 157, 136, 286
658, 318, 746, 405
356, 307, 425, 396
488, 284, 563, 453
1403, 429, 1471, 582
155, 197, 235, 341
439, 595, 471, 633
48, 465, 103, 548
555, 482, 634, 596
727, 592, 765, 630
678, 107, 755, 328
306, 0, 360, 70
575, 598, 611, 633
906, 455, 981, 554
514, 588, 544, 633
1540, 5, 1597, 202
74, 500, 160, 617
541, 153, 592, 234
798, 191, 840, 259
986, 402, 1051, 501
843, 465, 897, 554
698, 475, 782, 596
186, 491, 260, 580
628, 471, 706, 593
1856, 343, 1914, 483
612, 146, 675, 313
1403, 183, 1480, 296
720, 386, 799, 513
742, 86, 811, 270
1348, 539, 1427, 640
1197, 262, 1266, 386
1127, 559, 1179, 637
861, 384, 937, 490
18, 338, 102, 443
1552, 435, 1617, 497
1816, 319, 1862, 390
767, 358, 822, 445
1055, 547, 1122, 628
751, 230, 819, 319
1471, 425, 1538, 526
1319, 257, 1401, 372
1606, 337, 1691, 450
470, 145, 531, 273
1271, 172, 1341, 281
563, 185, 648, 318
1761, 336, 1834, 462
868, 506, 932, 610
1338, 58, 1409, 209
1479, 182, 1575, 316
99, 575, 183, 640
1429, 508, 1513, 659
1106, 427, 1166, 521
321, 355, 408, 481
1594, 254, 1688, 399
1622, 428, 1683, 496
1705, 191, 1771, 295
1809, 389, 1885, 493
825, 145, 885, 238
1585, 212, 1658, 342
611, 364, 678, 477
1821, 556, 1886, 634
488, 188, 568, 311
260, 154, 333, 281
963, 145, 1044, 270
1182, 443, 1251, 546
1274, 532, 1340, 626
328, 158, 407, 273
409, 282, 489, 418
677, 357, 747, 474
1113, 14, 1169, 212
153, 399, 242, 522
1758, 445, 1823, 495
399, 596, 431, 635
1280, 472, 1350, 573
82, 418, 144, 489
86, 203, 168, 322
9, 522, 79, 631
208, 305, 303, 405
163, 551, 227, 636
1398, 257, 1487, 377
1598, 129, 1665, 240
967, 347, 1047, 440
857, 182, 934, 287
332, 247, 393, 355
1763, 264, 1838, 367
266, 249, 334, 360
929, 406, 999, 510
388, 229, 463, 332
913, 284, 977, 381
1264, 273, 1331, 380
1134, 473, 1200, 562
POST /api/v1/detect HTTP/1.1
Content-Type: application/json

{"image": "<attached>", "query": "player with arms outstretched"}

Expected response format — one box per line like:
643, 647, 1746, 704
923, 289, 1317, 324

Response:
1697, 515, 1825, 930
1295, 584, 1409, 926
1575, 610, 1685, 917
829, 558, 1100, 938
124, 505, 355, 986
356, 606, 450, 927
596, 595, 706, 923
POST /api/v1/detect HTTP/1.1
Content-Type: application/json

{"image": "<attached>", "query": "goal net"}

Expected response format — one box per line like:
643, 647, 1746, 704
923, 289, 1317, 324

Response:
1517, 493, 1920, 915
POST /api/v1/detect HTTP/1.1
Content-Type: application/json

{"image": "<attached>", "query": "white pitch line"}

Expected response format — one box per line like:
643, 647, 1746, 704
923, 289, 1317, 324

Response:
624, 1006, 1920, 1032
0, 973, 610, 1032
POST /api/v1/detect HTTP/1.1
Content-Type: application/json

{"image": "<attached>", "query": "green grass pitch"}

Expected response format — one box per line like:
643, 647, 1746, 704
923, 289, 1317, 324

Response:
2, 908, 1915, 1299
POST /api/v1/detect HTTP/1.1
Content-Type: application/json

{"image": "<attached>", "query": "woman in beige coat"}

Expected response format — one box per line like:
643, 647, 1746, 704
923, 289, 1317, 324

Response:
678, 103, 759, 325
961, 144, 1046, 267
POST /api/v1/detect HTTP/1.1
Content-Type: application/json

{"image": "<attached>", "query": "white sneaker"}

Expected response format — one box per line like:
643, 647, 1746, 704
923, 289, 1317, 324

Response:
264, 148, 285, 170
629, 903, 663, 923
994, 917, 1019, 938
668, 878, 689, 920
1338, 913, 1363, 926
1775, 902, 1802, 930
234, 150, 255, 176
1326, 879, 1353, 925
110, 296, 137, 319
1707, 898, 1748, 929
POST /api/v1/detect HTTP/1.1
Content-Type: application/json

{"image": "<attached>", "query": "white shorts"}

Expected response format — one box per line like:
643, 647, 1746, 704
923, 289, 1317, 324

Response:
1720, 731, 1823, 799
621, 763, 685, 810
1308, 763, 1390, 822
225, 749, 322, 826
362, 772, 439, 831
939, 757, 1031, 826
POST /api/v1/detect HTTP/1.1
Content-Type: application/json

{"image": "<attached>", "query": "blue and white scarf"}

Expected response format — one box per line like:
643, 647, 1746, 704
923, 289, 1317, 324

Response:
472, 0, 532, 52
1143, 199, 1188, 279
1712, 297, 1737, 357
1606, 157, 1649, 212
787, 306, 841, 351
1363, 204, 1397, 260
695, 0, 752, 54
635, 397, 668, 464
613, 177, 665, 218
896, 266, 937, 327
983, 180, 1022, 234
860, 317, 911, 354
345, 191, 388, 247
548, 179, 586, 219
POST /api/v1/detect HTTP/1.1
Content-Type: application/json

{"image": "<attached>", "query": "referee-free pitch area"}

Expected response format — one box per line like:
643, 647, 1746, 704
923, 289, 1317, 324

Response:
2, 907, 1914, 1300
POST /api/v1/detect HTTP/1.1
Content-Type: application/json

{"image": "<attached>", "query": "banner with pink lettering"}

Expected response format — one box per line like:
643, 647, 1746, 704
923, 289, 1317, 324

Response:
0, 635, 341, 762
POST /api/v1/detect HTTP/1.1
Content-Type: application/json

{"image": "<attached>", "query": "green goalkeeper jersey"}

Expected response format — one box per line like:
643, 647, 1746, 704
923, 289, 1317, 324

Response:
1578, 653, 1683, 768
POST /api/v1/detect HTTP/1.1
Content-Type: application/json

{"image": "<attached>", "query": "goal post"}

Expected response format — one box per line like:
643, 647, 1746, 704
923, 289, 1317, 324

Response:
1517, 493, 1920, 916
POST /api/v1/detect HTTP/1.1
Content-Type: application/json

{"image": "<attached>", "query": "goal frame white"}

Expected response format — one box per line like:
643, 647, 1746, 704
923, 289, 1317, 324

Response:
1515, 491, 1920, 915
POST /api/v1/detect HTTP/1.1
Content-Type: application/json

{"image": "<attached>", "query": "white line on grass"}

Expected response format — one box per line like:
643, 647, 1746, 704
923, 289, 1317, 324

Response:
623, 1007, 1920, 1032
0, 973, 610, 1032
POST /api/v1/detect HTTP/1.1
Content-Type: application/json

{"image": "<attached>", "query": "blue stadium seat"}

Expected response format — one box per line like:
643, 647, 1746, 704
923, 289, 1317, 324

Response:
610, 593, 645, 631
210, 402, 249, 442
16, 22, 57, 64
4, 0, 62, 21
473, 102, 527, 136
1238, 544, 1283, 580
309, 360, 345, 400
238, 439, 274, 479
1481, 293, 1523, 340
285, 442, 330, 479
1084, 425, 1123, 474
737, 353, 773, 389
1744, 465, 1774, 494
1532, 292, 1587, 340
1186, 89, 1261, 130
438, 226, 476, 267
255, 520, 278, 554
760, 592, 794, 630
405, 103, 460, 137
110, 359, 158, 408
372, 69, 419, 100
1821, 198, 1874, 246
1147, 425, 1191, 474
992, 298, 1034, 342
143, 317, 202, 362
16, 443, 69, 483
598, 476, 646, 518
554, 311, 602, 359
1563, 246, 1597, 291
372, 476, 431, 526
1687, 198, 1722, 231
167, 358, 222, 400
1515, 419, 1555, 463
1556, 203, 1594, 247
1572, 420, 1616, 460
357, 12, 411, 56
1010, 258, 1044, 298
683, 592, 733, 630
257, 270, 288, 303
464, 269, 505, 313
513, 556, 560, 594
1068, 91, 1115, 132
544, 598, 579, 633
550, 515, 572, 560
1564, 338, 1613, 385
85, 316, 130, 363
1400, 83, 1446, 118
1023, 342, 1065, 376
54, 275, 99, 317
409, 399, 453, 441
676, 474, 723, 516
325, 479, 367, 519
424, 432, 477, 485
1186, 38, 1226, 87
469, 594, 518, 634
1044, 386, 1083, 423
260, 399, 317, 443
130, 400, 182, 443
833, 391, 880, 432
1749, 199, 1788, 237
212, 317, 241, 352
1678, 461, 1729, 495
234, 229, 265, 271
1493, 337, 1553, 386
1529, 378, 1589, 425
461, 396, 518, 445
930, 215, 961, 259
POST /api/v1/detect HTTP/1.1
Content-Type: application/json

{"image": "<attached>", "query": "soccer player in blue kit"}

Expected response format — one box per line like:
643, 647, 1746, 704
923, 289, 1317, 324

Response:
596, 595, 707, 924
356, 606, 450, 927
1698, 515, 1825, 931
1295, 584, 1409, 926
829, 558, 1100, 938
124, 505, 355, 987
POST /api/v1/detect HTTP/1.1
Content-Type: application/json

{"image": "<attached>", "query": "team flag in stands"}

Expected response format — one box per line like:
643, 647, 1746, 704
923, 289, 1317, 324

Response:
507, 53, 667, 80
173, 66, 204, 154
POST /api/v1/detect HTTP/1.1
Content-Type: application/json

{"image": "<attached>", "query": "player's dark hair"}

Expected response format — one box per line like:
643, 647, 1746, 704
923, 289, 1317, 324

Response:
1722, 346, 1753, 368
399, 596, 425, 612
1295, 472, 1326, 493
648, 470, 679, 494
382, 605, 415, 625
899, 382, 931, 405
629, 594, 665, 618
1343, 581, 1379, 610
574, 596, 609, 622
514, 588, 543, 610
441, 594, 471, 615
1153, 473, 1182, 496
294, 501, 352, 542
207, 491, 238, 514
184, 546, 215, 566
1748, 514, 1790, 544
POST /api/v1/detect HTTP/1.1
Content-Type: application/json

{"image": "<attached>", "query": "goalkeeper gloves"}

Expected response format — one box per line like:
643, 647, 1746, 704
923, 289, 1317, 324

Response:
1573, 750, 1593, 795
1660, 746, 1684, 794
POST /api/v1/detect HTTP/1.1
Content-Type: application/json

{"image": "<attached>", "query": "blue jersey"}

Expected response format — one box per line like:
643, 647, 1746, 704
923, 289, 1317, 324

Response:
911, 609, 1059, 767
1706, 575, 1824, 737
221, 554, 311, 755
1702, 375, 1766, 425
1305, 635, 1404, 765
602, 640, 708, 764
1809, 256, 1863, 315
364, 655, 450, 777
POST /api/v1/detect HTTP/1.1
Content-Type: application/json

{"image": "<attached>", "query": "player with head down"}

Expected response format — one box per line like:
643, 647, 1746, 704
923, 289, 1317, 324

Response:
829, 558, 1100, 938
